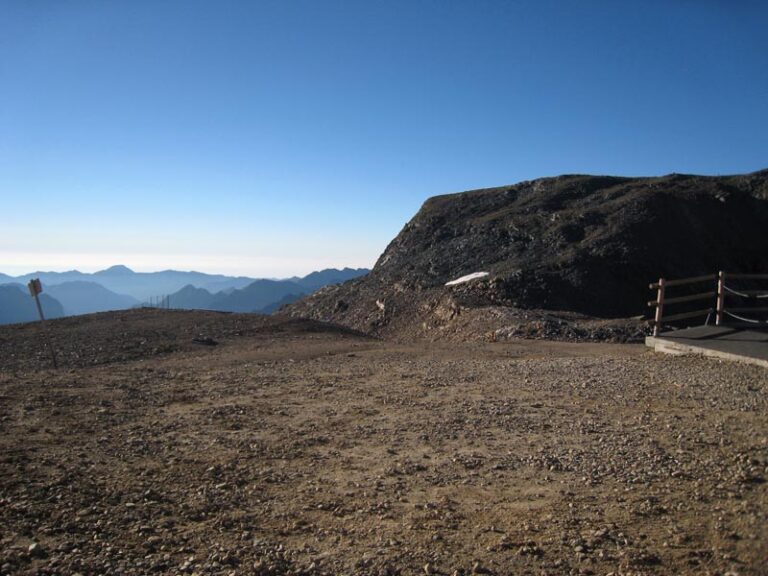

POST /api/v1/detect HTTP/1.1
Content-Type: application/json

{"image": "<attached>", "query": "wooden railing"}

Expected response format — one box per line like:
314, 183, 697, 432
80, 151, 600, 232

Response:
648, 271, 768, 336
648, 274, 715, 336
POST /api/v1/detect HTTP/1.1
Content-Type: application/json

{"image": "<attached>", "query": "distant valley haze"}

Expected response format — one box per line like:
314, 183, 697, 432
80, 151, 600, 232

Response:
0, 265, 369, 324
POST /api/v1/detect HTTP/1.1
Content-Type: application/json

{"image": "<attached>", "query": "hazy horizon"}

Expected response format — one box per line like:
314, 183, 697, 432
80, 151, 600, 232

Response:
0, 260, 371, 279
3, 1, 767, 276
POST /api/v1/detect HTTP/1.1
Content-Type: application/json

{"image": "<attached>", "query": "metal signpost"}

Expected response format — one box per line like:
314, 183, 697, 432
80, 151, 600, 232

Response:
27, 278, 58, 369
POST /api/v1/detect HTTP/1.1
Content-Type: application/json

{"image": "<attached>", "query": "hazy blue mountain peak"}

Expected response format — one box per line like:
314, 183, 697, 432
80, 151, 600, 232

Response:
96, 265, 135, 275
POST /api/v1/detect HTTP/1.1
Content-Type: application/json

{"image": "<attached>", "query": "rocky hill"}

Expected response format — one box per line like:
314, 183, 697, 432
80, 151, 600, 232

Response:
284, 170, 768, 340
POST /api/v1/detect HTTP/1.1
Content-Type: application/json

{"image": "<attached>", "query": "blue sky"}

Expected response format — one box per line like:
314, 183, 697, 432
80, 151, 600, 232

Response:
1, 1, 766, 277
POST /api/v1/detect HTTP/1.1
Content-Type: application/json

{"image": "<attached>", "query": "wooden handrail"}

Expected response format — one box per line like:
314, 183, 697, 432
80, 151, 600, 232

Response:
647, 271, 768, 333
649, 308, 713, 324
647, 291, 713, 307
649, 274, 714, 289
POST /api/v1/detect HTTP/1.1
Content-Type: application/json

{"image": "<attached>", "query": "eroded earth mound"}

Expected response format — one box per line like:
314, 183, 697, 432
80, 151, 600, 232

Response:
285, 170, 768, 341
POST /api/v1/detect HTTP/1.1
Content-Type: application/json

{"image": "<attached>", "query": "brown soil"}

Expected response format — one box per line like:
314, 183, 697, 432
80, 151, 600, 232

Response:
1, 310, 766, 575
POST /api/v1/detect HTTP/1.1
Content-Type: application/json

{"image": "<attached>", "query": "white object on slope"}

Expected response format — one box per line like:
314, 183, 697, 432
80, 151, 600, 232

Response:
445, 272, 489, 286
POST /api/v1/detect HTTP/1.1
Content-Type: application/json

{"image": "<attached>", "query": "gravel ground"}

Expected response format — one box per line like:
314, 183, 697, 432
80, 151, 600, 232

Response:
1, 310, 766, 575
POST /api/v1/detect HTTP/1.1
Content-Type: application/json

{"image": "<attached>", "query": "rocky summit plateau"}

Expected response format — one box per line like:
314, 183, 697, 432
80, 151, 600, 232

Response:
1, 309, 766, 575
285, 170, 768, 341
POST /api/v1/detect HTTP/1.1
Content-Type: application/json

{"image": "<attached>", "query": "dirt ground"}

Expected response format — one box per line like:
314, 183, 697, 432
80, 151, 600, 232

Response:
1, 310, 766, 575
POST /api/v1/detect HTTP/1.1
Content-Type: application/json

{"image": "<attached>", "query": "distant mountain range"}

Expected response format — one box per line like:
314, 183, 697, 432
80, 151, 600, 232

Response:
159, 269, 370, 313
6, 265, 257, 301
0, 266, 368, 325
157, 279, 304, 313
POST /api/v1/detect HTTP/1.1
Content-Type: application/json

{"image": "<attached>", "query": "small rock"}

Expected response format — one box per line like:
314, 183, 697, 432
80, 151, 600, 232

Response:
28, 542, 46, 558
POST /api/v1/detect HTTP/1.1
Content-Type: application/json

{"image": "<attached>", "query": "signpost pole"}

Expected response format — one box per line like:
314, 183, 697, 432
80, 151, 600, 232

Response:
27, 279, 58, 369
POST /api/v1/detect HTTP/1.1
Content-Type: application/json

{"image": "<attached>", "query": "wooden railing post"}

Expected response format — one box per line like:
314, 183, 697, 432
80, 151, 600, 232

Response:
716, 270, 725, 325
653, 278, 665, 336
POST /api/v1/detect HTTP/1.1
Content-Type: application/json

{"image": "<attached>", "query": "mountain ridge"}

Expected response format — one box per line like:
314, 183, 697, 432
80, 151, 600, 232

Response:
45, 281, 139, 316
1, 266, 369, 302
0, 267, 369, 324
3, 267, 257, 300
165, 268, 368, 313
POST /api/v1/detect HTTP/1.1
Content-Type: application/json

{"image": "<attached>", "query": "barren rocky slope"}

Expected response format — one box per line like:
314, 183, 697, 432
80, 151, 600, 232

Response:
0, 309, 362, 372
1, 310, 766, 575
285, 170, 768, 340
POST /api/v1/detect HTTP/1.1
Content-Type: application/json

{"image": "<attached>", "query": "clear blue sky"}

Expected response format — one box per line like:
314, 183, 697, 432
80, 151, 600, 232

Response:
2, 1, 766, 277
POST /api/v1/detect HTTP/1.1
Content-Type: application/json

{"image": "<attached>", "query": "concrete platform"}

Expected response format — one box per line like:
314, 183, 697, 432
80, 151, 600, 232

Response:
646, 325, 768, 367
